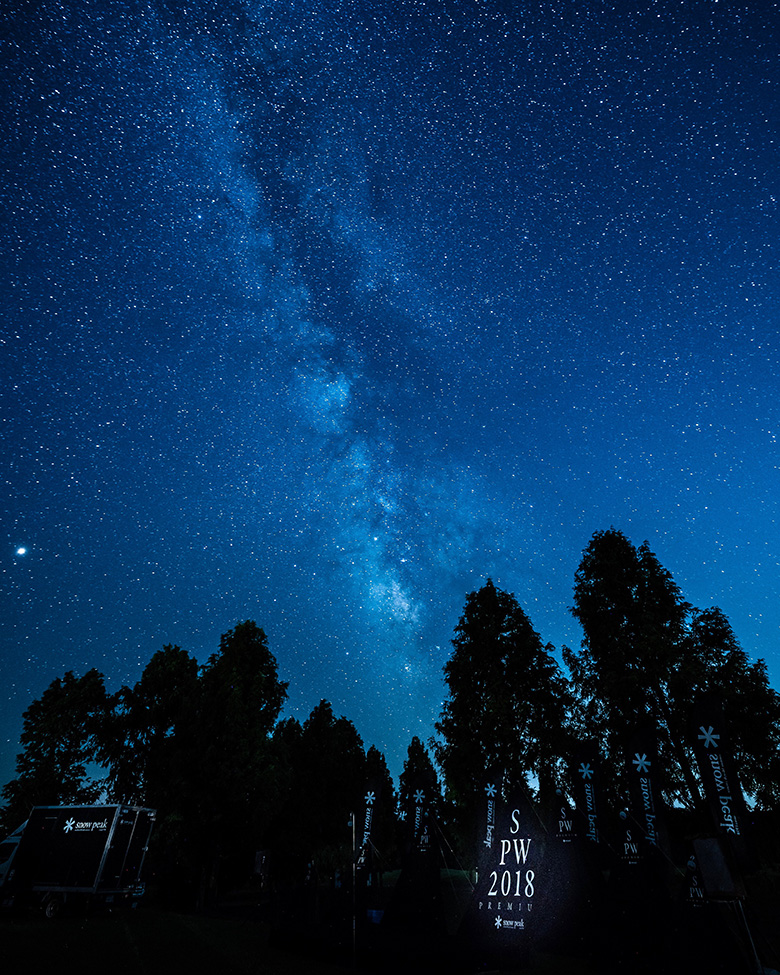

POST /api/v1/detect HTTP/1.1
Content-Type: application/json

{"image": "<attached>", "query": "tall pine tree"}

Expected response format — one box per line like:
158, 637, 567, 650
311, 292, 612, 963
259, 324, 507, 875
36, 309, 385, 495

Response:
435, 580, 572, 851
566, 529, 780, 808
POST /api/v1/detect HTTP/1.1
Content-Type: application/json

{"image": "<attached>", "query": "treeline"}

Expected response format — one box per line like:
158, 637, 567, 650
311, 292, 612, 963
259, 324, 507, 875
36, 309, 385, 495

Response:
436, 529, 780, 852
2, 528, 780, 903
0, 620, 439, 905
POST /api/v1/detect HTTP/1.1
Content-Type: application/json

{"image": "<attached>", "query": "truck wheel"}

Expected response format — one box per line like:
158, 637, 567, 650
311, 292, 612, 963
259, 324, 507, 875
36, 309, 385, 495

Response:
44, 897, 61, 919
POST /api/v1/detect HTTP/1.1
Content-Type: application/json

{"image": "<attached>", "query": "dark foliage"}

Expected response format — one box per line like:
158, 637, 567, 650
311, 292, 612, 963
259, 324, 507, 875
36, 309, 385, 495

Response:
398, 735, 441, 820
435, 580, 572, 851
268, 701, 368, 884
566, 528, 780, 808
1, 669, 109, 833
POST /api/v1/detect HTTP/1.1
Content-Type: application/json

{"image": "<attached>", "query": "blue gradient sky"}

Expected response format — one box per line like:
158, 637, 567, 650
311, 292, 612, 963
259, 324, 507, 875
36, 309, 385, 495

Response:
3, 0, 780, 787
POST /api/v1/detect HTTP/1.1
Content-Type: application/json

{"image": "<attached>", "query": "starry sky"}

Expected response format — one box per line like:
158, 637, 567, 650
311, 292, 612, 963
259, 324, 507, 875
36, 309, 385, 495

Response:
3, 0, 780, 790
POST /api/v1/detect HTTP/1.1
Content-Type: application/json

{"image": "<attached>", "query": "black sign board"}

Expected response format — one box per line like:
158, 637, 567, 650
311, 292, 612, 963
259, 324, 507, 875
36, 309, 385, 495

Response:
461, 786, 551, 964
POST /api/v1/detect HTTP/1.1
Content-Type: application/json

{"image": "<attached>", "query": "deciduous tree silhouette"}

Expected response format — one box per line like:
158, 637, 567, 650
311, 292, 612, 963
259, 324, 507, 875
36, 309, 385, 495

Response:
103, 644, 199, 806
1, 669, 109, 833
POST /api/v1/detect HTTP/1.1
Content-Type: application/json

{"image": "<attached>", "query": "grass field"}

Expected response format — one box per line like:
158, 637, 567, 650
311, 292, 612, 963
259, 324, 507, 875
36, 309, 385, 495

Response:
0, 909, 346, 975
0, 905, 594, 975
3, 878, 777, 975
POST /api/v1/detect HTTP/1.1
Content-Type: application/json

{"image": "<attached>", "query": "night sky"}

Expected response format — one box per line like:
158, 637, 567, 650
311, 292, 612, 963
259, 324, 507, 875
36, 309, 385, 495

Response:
3, 0, 780, 789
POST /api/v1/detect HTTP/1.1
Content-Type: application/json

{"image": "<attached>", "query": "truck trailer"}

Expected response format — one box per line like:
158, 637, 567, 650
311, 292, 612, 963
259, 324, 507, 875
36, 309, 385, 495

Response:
0, 804, 156, 916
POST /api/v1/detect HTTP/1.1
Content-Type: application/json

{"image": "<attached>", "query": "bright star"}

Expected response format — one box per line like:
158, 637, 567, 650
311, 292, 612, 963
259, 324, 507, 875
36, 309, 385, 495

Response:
15, 547, 26, 556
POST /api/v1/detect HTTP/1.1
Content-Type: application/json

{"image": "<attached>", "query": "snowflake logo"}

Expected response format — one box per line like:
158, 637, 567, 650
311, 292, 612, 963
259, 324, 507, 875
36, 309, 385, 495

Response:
494, 915, 503, 930
698, 725, 720, 749
485, 783, 496, 798
413, 789, 425, 805
365, 791, 376, 806
64, 818, 75, 833
398, 809, 407, 821
579, 763, 593, 780
632, 753, 650, 774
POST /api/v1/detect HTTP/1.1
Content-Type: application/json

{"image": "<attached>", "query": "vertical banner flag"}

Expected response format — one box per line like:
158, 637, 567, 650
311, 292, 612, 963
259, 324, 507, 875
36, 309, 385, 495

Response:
571, 742, 600, 846
684, 848, 705, 906
357, 778, 381, 871
690, 694, 750, 866
625, 725, 669, 858
482, 766, 502, 854
554, 789, 578, 845
618, 811, 641, 867
412, 786, 432, 856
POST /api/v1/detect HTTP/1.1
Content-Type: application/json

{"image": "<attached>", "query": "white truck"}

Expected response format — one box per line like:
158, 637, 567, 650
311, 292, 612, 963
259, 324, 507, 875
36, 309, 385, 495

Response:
0, 804, 155, 916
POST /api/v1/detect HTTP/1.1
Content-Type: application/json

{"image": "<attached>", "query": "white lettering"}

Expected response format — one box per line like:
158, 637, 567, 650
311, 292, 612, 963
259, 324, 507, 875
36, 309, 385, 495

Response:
499, 838, 531, 865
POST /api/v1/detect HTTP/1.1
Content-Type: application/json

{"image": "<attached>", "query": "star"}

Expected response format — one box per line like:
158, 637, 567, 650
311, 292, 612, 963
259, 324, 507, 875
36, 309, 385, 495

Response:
632, 753, 650, 774
579, 763, 594, 780
365, 791, 375, 805
413, 789, 425, 805
15, 547, 26, 556
485, 783, 496, 797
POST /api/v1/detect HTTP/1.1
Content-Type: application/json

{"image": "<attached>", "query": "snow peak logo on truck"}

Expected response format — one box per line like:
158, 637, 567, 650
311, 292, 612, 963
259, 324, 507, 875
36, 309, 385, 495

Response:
64, 818, 109, 833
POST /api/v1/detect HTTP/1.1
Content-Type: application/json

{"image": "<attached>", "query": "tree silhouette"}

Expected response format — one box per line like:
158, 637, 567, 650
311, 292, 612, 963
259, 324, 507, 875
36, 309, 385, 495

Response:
435, 580, 572, 849
398, 735, 441, 821
103, 644, 199, 805
681, 607, 780, 808
565, 529, 696, 803
193, 621, 288, 899
270, 701, 367, 882
364, 744, 398, 870
566, 528, 780, 808
1, 669, 109, 832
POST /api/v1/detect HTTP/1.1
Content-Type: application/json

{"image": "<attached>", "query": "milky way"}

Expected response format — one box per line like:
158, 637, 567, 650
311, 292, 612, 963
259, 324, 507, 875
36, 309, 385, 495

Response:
3, 0, 780, 785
